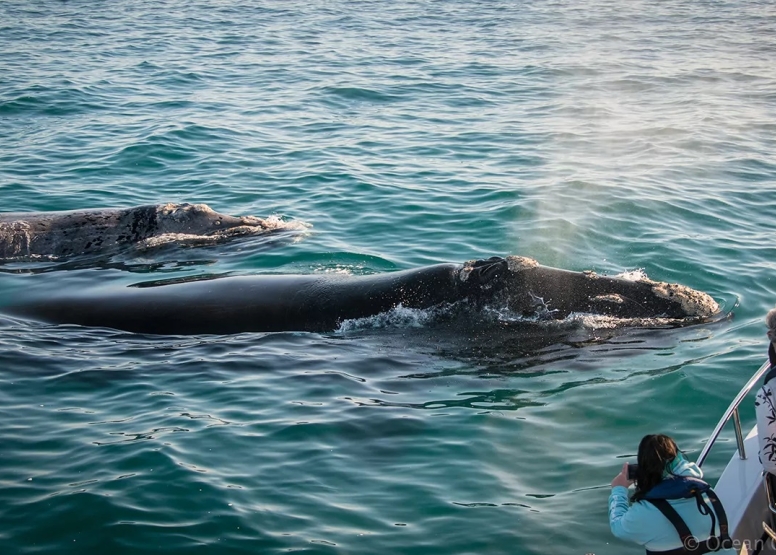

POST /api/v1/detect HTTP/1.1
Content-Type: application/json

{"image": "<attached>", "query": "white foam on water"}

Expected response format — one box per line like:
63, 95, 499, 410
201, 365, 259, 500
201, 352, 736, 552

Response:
256, 215, 311, 232
336, 304, 441, 332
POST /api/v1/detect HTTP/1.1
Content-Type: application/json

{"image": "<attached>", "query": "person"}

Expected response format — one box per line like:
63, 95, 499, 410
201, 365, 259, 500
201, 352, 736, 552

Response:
609, 434, 734, 554
756, 308, 776, 475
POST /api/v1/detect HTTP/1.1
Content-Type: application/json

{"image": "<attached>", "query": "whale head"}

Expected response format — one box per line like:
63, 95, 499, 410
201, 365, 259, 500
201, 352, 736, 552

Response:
154, 203, 266, 236
459, 256, 720, 322
497, 256, 721, 321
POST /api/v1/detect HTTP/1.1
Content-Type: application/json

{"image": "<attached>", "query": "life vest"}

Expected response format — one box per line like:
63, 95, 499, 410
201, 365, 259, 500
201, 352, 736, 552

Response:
642, 476, 732, 555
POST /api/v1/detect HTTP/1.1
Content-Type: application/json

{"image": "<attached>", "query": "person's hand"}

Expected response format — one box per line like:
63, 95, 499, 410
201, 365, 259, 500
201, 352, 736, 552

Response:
611, 462, 634, 488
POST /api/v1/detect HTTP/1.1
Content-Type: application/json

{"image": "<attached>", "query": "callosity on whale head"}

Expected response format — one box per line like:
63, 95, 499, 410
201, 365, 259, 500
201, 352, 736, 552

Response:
154, 203, 269, 236
459, 255, 720, 321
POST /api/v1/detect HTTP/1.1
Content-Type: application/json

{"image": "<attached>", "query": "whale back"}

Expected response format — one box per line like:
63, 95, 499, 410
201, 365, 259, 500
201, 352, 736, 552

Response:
0, 206, 158, 259
4, 263, 465, 334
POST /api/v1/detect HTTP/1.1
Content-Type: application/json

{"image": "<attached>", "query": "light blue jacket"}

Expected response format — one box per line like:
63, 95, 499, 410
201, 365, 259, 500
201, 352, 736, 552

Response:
608, 455, 735, 553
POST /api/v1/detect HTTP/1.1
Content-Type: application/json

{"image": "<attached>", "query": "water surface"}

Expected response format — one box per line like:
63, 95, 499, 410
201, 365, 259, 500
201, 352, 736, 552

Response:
1, 1, 775, 553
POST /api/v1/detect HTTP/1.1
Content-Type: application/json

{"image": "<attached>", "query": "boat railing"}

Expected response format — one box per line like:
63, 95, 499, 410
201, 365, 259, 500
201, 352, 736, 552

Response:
696, 360, 771, 468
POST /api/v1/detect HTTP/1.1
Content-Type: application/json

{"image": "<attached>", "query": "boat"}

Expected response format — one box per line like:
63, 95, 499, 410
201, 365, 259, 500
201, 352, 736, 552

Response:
697, 360, 776, 554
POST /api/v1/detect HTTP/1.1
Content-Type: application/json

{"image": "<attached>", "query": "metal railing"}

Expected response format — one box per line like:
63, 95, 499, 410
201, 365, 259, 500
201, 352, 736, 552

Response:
696, 360, 771, 468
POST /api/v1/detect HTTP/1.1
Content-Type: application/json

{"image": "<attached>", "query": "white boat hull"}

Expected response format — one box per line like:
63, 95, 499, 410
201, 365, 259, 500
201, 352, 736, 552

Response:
715, 427, 776, 554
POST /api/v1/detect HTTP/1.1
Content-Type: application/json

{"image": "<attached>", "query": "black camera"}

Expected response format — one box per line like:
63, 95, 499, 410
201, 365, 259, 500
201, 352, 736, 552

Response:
627, 463, 639, 480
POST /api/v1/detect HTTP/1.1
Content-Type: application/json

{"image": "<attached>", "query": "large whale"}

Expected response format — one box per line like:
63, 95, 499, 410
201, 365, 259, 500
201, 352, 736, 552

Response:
3, 256, 720, 335
0, 203, 305, 260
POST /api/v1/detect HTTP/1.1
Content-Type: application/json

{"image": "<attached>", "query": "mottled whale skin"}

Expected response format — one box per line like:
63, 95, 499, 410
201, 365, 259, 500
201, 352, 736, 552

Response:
3, 256, 720, 335
0, 203, 300, 260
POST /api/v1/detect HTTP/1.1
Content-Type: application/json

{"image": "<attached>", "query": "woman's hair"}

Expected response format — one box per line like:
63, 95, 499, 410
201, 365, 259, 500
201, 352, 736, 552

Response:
766, 309, 776, 366
631, 434, 679, 502
766, 308, 776, 334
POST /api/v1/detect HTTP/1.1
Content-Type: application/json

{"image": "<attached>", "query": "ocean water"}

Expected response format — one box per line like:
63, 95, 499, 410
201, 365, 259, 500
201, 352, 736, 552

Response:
1, 0, 775, 553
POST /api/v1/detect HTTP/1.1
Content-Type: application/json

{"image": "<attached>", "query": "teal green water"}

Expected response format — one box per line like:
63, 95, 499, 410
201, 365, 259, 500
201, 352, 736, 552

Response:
1, 1, 775, 553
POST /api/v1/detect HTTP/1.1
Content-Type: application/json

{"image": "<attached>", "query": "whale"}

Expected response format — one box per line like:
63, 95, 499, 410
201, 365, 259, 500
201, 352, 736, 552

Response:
0, 203, 306, 260
2, 256, 720, 335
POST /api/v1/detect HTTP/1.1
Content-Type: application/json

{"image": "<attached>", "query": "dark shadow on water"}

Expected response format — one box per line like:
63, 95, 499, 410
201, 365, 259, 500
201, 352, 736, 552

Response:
341, 308, 732, 378
0, 309, 733, 418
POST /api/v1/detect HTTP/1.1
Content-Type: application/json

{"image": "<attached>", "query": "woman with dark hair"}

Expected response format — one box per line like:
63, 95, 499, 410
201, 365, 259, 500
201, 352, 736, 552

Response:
609, 434, 734, 554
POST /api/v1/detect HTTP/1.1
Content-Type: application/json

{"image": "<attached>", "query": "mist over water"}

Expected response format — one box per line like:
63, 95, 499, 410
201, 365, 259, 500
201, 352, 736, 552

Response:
1, 1, 775, 553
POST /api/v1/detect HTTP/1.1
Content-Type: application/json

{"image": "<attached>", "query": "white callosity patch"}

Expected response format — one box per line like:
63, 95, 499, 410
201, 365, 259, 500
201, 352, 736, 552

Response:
648, 280, 720, 318
156, 202, 209, 217
612, 268, 719, 318
138, 216, 311, 250
458, 260, 477, 282
590, 294, 626, 304
505, 256, 539, 272
614, 269, 649, 281
0, 221, 33, 258
138, 233, 225, 249
155, 203, 233, 234
154, 203, 310, 238
613, 265, 720, 318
